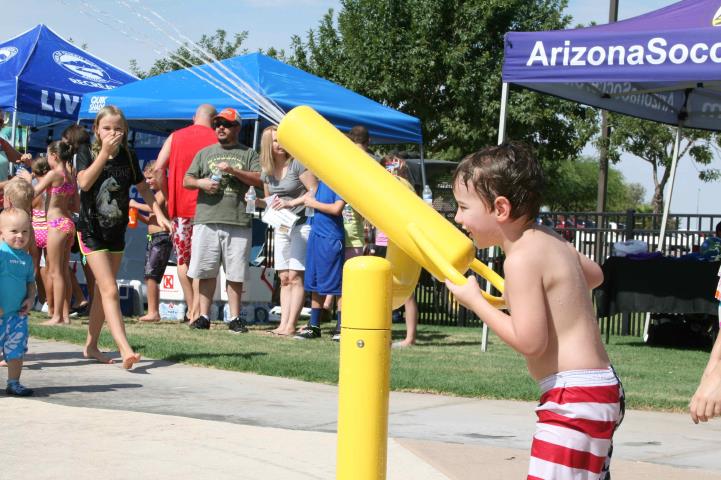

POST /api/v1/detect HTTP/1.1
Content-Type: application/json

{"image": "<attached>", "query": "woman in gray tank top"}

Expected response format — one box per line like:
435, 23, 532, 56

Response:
259, 126, 317, 336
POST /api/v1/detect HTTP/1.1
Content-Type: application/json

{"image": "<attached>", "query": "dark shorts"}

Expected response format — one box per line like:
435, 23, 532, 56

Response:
304, 232, 344, 296
77, 228, 125, 256
144, 232, 173, 282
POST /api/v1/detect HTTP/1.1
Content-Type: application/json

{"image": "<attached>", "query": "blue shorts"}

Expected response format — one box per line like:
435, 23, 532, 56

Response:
304, 232, 344, 296
0, 315, 29, 361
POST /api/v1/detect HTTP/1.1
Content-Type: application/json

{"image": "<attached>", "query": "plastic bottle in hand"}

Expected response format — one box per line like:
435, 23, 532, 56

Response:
245, 186, 257, 214
422, 185, 433, 206
128, 207, 138, 229
210, 169, 222, 183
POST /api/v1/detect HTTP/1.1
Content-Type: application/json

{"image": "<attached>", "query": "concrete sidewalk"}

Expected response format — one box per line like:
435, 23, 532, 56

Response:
2, 338, 721, 479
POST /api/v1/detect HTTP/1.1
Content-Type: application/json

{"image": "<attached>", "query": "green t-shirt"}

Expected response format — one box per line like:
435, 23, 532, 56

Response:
186, 143, 260, 227
343, 205, 365, 248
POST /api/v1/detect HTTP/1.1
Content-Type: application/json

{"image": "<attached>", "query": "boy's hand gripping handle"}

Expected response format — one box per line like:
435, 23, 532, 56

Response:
407, 223, 506, 309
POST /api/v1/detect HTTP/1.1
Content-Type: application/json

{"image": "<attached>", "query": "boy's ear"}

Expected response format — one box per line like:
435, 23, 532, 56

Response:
494, 196, 512, 221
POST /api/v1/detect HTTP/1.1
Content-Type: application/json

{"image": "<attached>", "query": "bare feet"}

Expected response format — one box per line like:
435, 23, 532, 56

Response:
42, 318, 71, 326
0, 360, 6, 367
122, 353, 141, 370
83, 346, 115, 364
139, 314, 161, 323
392, 340, 415, 349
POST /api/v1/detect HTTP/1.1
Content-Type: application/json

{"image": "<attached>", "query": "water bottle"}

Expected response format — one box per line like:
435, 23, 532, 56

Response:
422, 185, 433, 206
210, 169, 222, 183
343, 203, 353, 223
128, 207, 138, 229
245, 186, 256, 214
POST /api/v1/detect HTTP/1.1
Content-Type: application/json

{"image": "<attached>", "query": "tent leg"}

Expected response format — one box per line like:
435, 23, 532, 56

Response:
497, 82, 509, 145
9, 111, 17, 149
419, 143, 427, 190
657, 124, 683, 252
252, 119, 260, 150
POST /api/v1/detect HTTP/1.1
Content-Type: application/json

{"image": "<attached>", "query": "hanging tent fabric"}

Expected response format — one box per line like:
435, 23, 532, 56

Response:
0, 24, 138, 121
501, 0, 721, 250
78, 52, 423, 146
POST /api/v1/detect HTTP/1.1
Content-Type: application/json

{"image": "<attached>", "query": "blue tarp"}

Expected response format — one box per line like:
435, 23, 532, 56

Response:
0, 24, 137, 119
79, 52, 423, 144
503, 0, 721, 130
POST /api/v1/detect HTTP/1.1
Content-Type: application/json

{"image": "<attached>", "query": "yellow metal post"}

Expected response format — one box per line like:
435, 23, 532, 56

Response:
337, 256, 392, 480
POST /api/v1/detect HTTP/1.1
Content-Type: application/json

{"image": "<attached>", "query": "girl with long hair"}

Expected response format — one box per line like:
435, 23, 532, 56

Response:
76, 106, 171, 369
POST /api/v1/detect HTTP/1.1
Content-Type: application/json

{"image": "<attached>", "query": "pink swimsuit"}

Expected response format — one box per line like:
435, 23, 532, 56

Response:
32, 209, 48, 249
48, 171, 76, 237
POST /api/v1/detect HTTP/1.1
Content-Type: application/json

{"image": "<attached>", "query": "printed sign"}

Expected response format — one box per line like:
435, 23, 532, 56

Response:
52, 50, 118, 90
0, 47, 18, 64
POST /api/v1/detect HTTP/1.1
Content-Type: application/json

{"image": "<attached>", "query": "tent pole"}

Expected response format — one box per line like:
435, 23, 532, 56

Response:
252, 119, 260, 150
9, 111, 17, 149
419, 143, 427, 189
497, 82, 509, 145
657, 124, 682, 252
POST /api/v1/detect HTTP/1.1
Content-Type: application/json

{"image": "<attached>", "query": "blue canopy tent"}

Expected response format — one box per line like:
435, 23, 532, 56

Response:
501, 0, 721, 339
0, 24, 137, 146
501, 0, 721, 250
78, 52, 426, 182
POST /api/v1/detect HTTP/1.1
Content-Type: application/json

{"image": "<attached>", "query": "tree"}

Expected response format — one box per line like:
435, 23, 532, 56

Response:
130, 29, 250, 79
288, 0, 597, 167
544, 156, 648, 211
607, 114, 721, 214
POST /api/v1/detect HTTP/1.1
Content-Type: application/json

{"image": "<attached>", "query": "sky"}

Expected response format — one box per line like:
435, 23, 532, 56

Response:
3, 0, 717, 214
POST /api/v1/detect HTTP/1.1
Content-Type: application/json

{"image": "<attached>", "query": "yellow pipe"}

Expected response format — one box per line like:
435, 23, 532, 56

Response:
337, 256, 392, 480
277, 106, 505, 306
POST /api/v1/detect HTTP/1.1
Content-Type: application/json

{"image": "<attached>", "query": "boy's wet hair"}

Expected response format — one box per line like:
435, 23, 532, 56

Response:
4, 177, 35, 213
453, 142, 544, 221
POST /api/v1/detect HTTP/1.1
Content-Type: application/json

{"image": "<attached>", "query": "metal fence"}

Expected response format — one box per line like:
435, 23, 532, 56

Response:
412, 183, 721, 335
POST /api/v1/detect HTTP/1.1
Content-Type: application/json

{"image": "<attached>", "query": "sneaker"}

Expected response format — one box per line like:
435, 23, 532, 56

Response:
228, 316, 248, 334
294, 325, 321, 339
331, 332, 341, 342
190, 315, 211, 330
6, 382, 34, 397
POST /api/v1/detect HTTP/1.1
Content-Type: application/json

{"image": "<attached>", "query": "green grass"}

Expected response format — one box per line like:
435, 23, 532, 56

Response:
28, 313, 710, 412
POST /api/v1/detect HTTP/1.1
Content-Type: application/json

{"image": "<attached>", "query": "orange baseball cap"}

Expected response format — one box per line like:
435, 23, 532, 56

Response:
214, 107, 241, 124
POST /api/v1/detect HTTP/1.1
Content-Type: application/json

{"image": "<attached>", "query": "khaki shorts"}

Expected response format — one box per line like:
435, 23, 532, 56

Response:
188, 223, 251, 282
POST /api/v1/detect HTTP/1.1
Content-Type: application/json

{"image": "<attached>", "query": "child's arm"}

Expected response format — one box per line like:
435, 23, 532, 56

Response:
32, 170, 59, 197
446, 254, 549, 357
135, 181, 172, 232
20, 282, 36, 316
303, 191, 344, 216
690, 333, 721, 423
129, 198, 153, 214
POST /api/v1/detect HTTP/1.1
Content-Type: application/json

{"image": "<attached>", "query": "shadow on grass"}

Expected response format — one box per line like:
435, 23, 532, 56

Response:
29, 383, 143, 397
622, 341, 713, 352
159, 351, 268, 363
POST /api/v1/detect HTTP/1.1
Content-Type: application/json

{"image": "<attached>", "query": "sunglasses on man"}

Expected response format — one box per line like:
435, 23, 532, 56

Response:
214, 119, 238, 129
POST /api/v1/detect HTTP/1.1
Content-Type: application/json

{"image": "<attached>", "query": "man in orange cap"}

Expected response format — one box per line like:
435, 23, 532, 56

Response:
183, 108, 262, 333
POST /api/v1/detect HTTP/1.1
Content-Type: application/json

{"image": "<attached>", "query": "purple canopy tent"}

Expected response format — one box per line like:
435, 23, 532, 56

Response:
501, 0, 721, 253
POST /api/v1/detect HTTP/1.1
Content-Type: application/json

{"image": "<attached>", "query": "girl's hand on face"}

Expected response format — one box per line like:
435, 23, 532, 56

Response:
101, 131, 123, 156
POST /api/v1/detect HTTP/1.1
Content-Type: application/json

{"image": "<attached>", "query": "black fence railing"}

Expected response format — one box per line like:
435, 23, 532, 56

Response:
414, 186, 721, 336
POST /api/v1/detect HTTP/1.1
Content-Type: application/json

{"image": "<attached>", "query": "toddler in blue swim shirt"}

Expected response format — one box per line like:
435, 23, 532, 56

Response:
0, 208, 37, 396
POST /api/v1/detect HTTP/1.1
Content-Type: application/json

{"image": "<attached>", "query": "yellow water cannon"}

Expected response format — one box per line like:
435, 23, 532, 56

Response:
276, 106, 505, 308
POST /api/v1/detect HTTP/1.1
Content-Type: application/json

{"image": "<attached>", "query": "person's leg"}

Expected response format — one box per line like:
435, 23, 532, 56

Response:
40, 261, 53, 314
177, 263, 193, 319
227, 280, 243, 318
197, 278, 216, 318
69, 263, 87, 309
141, 277, 161, 322
84, 251, 141, 369
43, 227, 70, 325
4, 316, 33, 395
174, 219, 195, 321
394, 296, 418, 348
273, 270, 291, 334
285, 269, 305, 333
83, 282, 113, 363
82, 260, 95, 306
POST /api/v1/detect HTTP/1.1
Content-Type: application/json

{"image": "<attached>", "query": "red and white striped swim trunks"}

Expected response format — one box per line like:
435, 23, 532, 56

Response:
528, 367, 624, 480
